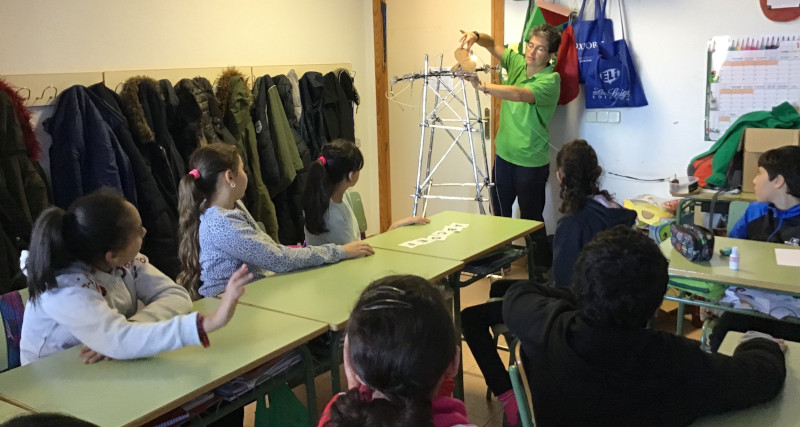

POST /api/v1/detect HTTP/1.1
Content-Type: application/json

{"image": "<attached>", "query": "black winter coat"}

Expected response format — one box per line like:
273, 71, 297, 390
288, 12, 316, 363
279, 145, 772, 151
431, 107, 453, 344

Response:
46, 85, 137, 209
0, 87, 50, 293
88, 83, 180, 279
299, 72, 327, 159
120, 77, 186, 221
322, 72, 355, 142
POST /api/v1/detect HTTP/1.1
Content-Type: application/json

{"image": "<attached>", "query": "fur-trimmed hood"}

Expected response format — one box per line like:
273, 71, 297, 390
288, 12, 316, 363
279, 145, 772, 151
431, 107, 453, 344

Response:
215, 67, 251, 116
0, 79, 41, 161
120, 75, 161, 143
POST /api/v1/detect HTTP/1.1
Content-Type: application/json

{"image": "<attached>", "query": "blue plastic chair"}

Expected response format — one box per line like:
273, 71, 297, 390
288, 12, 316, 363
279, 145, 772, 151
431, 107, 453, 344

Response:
509, 345, 535, 427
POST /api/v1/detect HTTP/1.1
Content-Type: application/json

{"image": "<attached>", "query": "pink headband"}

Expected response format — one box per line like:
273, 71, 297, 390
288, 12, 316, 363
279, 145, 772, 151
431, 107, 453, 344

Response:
318, 156, 327, 166
188, 169, 200, 179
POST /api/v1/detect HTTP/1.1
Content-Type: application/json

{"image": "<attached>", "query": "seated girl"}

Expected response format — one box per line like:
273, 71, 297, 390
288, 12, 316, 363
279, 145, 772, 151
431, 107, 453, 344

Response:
177, 143, 374, 298
21, 189, 250, 365
303, 139, 428, 246
319, 275, 475, 427
461, 139, 635, 426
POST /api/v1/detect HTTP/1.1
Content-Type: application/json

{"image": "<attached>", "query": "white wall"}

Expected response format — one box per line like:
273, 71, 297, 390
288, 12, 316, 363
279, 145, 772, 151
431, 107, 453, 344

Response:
385, 0, 492, 221
505, 0, 799, 233
0, 0, 380, 234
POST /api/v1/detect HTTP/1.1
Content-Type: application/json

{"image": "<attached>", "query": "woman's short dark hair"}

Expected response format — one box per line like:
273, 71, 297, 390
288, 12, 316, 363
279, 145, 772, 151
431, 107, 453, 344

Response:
759, 145, 800, 198
572, 225, 668, 328
325, 275, 456, 427
529, 24, 561, 54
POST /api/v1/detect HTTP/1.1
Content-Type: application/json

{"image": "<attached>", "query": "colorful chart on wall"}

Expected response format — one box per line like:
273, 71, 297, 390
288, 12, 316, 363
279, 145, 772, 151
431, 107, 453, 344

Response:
705, 34, 800, 141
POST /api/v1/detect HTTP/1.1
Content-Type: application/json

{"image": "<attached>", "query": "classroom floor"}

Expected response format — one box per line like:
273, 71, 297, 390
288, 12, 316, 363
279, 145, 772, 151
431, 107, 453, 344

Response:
242, 258, 702, 427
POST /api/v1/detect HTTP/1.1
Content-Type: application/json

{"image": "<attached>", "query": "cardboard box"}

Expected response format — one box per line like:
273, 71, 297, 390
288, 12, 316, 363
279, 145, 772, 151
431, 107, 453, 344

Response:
742, 128, 800, 192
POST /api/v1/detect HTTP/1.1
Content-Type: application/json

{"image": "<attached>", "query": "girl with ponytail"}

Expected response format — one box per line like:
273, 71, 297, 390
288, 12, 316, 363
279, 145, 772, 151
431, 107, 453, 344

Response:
178, 143, 373, 298
319, 275, 476, 427
21, 188, 251, 365
303, 139, 428, 246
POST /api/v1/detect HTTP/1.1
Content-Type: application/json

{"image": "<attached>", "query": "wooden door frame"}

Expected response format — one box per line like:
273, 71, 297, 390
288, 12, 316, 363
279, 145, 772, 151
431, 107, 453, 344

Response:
374, 0, 503, 230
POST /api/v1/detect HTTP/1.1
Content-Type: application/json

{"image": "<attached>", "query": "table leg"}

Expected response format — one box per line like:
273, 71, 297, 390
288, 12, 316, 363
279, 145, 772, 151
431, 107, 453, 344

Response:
330, 330, 343, 395
525, 235, 535, 279
299, 345, 318, 426
450, 272, 465, 401
675, 291, 687, 335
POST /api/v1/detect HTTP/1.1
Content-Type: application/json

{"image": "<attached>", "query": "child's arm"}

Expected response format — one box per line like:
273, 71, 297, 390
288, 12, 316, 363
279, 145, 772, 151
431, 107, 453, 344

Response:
128, 254, 192, 323
41, 286, 203, 361
209, 211, 347, 272
387, 216, 430, 231
77, 266, 252, 363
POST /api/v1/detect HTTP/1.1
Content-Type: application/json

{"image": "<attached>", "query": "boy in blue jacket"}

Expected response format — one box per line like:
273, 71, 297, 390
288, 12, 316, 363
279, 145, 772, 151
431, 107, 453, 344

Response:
710, 145, 800, 350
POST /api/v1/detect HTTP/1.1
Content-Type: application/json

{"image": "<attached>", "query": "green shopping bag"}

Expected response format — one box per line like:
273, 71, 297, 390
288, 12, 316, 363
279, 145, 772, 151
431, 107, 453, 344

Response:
254, 384, 309, 427
517, 0, 547, 53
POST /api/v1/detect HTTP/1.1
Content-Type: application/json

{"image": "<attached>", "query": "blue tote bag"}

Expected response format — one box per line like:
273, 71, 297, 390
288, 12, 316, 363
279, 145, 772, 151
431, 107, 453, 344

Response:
573, 0, 614, 83
584, 0, 648, 108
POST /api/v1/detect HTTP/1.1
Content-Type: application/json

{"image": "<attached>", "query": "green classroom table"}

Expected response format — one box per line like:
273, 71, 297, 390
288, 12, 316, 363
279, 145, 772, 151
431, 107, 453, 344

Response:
692, 331, 800, 426
0, 400, 29, 423
237, 247, 463, 394
0, 299, 327, 427
238, 247, 463, 331
660, 237, 800, 334
366, 210, 542, 400
365, 210, 542, 264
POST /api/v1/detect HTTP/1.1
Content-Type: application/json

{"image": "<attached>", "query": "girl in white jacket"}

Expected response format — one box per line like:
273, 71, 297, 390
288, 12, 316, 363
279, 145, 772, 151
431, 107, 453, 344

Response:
21, 189, 252, 365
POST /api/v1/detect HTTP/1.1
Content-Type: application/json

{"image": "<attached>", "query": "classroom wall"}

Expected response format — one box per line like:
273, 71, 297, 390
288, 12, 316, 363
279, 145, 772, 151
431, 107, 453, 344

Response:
385, 0, 493, 221
504, 0, 800, 233
0, 0, 380, 235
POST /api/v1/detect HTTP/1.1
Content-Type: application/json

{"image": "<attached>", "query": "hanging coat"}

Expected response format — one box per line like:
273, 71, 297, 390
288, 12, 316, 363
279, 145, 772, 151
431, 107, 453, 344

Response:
0, 82, 50, 293
299, 72, 327, 159
46, 85, 137, 209
216, 69, 279, 241
120, 76, 186, 220
87, 83, 180, 279
172, 77, 238, 164
274, 74, 311, 169
255, 75, 306, 245
322, 72, 355, 142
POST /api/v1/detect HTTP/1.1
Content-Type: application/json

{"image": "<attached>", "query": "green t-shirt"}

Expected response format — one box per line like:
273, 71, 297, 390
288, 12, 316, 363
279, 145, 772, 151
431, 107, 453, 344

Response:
495, 48, 560, 167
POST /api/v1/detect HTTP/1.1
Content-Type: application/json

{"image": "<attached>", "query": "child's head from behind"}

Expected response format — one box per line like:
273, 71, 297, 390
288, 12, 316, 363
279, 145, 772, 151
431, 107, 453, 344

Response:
556, 139, 609, 214
755, 145, 800, 204
327, 275, 457, 427
572, 225, 668, 329
27, 188, 143, 302
177, 143, 243, 295
303, 139, 364, 235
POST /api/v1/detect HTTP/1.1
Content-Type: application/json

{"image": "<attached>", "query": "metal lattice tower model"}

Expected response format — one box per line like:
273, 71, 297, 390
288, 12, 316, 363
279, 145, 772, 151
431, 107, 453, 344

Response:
394, 54, 495, 216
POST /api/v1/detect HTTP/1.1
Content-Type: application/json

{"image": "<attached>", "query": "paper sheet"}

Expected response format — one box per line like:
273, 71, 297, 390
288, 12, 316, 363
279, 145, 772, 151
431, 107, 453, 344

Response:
775, 248, 800, 267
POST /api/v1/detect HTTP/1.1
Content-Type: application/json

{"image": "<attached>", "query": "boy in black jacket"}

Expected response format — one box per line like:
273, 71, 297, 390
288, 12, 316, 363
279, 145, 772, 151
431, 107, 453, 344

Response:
504, 226, 786, 426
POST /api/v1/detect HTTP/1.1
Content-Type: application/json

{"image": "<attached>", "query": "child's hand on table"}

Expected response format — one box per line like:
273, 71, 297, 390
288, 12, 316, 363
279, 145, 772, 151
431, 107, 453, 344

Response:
388, 216, 431, 231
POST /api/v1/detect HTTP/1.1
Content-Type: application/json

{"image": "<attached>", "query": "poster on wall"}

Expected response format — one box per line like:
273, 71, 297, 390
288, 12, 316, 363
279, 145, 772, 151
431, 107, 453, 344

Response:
705, 34, 800, 141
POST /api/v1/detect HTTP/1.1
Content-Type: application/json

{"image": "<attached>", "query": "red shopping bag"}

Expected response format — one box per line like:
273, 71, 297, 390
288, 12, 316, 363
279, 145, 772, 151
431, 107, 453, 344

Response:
555, 24, 579, 105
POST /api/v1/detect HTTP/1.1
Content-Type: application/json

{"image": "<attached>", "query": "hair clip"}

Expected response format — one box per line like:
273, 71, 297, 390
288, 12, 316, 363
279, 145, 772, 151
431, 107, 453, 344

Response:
361, 299, 413, 311
318, 156, 327, 166
188, 169, 201, 179
362, 285, 407, 300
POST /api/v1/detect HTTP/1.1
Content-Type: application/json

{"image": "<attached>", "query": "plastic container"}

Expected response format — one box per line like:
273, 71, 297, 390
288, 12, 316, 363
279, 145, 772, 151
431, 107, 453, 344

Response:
729, 246, 739, 271
669, 176, 700, 196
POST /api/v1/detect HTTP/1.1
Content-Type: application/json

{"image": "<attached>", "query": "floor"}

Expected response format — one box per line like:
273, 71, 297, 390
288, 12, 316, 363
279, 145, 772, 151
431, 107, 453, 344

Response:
242, 258, 702, 426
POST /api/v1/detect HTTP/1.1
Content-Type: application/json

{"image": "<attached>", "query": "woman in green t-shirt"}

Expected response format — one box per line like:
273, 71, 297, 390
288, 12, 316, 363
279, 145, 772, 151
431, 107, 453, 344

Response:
460, 24, 561, 277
